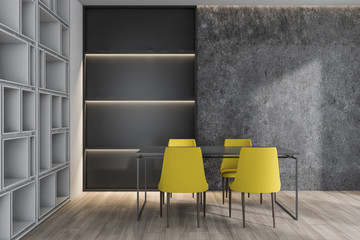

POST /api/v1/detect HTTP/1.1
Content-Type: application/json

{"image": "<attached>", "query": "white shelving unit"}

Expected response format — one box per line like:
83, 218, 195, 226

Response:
3, 137, 29, 188
22, 90, 36, 132
40, 93, 51, 173
39, 174, 56, 218
0, 30, 30, 85
12, 182, 35, 238
56, 167, 69, 205
0, 1, 70, 238
3, 87, 21, 134
0, 193, 11, 240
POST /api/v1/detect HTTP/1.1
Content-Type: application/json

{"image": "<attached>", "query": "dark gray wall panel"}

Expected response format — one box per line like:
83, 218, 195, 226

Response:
85, 8, 195, 53
86, 150, 162, 189
196, 6, 360, 190
85, 55, 195, 100
86, 102, 195, 147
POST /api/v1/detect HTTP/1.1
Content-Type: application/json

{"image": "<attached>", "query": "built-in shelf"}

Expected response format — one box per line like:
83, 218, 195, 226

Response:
62, 97, 69, 127
39, 174, 56, 218
0, 0, 20, 32
0, 30, 30, 85
21, 0, 36, 40
40, 93, 51, 173
61, 25, 69, 58
22, 90, 36, 132
52, 132, 67, 168
30, 136, 35, 178
12, 182, 35, 237
57, 0, 70, 23
0, 193, 11, 240
52, 95, 61, 129
3, 87, 21, 134
56, 167, 69, 205
3, 137, 29, 188
44, 52, 68, 93
39, 7, 61, 53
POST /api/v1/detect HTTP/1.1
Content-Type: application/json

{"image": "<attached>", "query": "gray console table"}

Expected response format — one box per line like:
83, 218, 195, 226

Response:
136, 146, 299, 221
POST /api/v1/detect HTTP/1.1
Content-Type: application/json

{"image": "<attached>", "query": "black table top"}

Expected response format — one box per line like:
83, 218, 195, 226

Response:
136, 146, 299, 158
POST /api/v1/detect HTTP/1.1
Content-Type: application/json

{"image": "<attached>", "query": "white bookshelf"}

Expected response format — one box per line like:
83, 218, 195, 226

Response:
0, 193, 11, 240
0, 30, 30, 85
40, 93, 51, 173
0, 0, 20, 32
22, 90, 36, 132
52, 95, 61, 129
52, 132, 66, 168
21, 0, 36, 40
39, 174, 56, 218
3, 87, 21, 134
0, 0, 70, 238
56, 167, 69, 205
3, 137, 29, 188
12, 182, 35, 237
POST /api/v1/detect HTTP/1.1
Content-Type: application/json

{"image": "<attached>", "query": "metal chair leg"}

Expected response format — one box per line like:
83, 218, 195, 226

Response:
225, 178, 228, 198
160, 191, 162, 217
260, 193, 263, 204
171, 193, 172, 198
200, 191, 202, 205
197, 193, 200, 228
203, 192, 206, 217
167, 192, 170, 228
242, 192, 245, 228
229, 189, 231, 217
192, 193, 194, 198
222, 177, 225, 204
248, 193, 250, 198
271, 193, 275, 228
163, 192, 165, 205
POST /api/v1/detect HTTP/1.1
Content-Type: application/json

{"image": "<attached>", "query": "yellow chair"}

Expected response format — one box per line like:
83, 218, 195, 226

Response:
220, 139, 252, 204
168, 139, 196, 147
158, 147, 208, 228
228, 147, 281, 228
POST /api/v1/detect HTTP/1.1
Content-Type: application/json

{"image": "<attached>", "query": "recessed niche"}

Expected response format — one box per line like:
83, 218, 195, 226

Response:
39, 174, 56, 218
62, 97, 69, 128
21, 0, 36, 40
22, 90, 36, 132
39, 7, 61, 53
56, 167, 70, 205
45, 52, 67, 92
61, 25, 69, 58
57, 0, 70, 23
52, 132, 67, 168
3, 87, 21, 134
0, 193, 11, 240
52, 95, 61, 129
0, 0, 20, 32
40, 93, 51, 173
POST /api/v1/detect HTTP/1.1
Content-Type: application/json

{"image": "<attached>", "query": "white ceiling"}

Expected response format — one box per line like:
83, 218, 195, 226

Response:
79, 0, 360, 6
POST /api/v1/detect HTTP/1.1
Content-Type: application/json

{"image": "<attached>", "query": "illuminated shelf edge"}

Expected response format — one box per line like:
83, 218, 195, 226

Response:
85, 149, 140, 152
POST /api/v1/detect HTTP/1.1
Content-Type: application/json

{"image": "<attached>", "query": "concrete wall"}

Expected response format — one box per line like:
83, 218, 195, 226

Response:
196, 6, 360, 190
70, 0, 83, 199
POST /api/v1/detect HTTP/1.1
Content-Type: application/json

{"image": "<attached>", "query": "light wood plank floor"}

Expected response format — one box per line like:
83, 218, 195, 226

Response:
23, 191, 360, 240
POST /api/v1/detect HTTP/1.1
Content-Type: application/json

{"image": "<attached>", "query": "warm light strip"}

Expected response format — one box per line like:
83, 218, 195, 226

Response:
85, 149, 139, 152
85, 54, 195, 57
85, 100, 195, 103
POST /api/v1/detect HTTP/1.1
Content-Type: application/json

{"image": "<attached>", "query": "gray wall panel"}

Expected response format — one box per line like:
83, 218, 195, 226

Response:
196, 6, 360, 190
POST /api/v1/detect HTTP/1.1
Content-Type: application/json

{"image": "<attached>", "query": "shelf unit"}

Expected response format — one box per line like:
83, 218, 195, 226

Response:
84, 7, 195, 189
0, 0, 70, 239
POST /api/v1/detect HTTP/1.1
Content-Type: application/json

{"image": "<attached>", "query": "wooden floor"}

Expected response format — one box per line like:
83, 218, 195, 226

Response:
23, 191, 360, 240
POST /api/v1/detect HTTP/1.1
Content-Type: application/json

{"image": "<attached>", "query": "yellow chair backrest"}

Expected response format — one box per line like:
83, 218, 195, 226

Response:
220, 139, 252, 172
168, 139, 196, 147
231, 147, 281, 193
158, 147, 208, 193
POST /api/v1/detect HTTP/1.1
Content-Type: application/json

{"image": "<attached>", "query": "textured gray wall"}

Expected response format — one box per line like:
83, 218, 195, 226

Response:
196, 6, 360, 190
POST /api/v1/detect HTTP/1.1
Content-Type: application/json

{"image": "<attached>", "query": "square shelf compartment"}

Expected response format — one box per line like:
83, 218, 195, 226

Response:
40, 93, 51, 173
45, 53, 67, 92
21, 0, 36, 40
62, 97, 69, 128
52, 132, 67, 168
0, 30, 30, 85
0, 193, 11, 240
0, 0, 20, 32
56, 167, 69, 205
57, 0, 70, 23
61, 25, 69, 58
39, 7, 61, 53
3, 137, 29, 188
22, 90, 35, 132
3, 87, 21, 134
12, 182, 35, 237
52, 95, 61, 129
39, 174, 56, 218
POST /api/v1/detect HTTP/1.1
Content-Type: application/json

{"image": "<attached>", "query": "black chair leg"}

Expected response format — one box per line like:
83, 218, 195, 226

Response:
260, 193, 263, 204
271, 193, 275, 228
200, 191, 202, 205
248, 193, 250, 198
160, 191, 162, 217
229, 189, 231, 217
222, 177, 225, 204
167, 192, 170, 228
203, 192, 206, 217
163, 192, 165, 205
192, 193, 194, 198
242, 192, 245, 228
197, 193, 200, 228
225, 178, 228, 198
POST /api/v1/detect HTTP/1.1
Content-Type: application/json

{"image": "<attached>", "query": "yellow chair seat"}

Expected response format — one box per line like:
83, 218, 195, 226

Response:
221, 171, 237, 178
